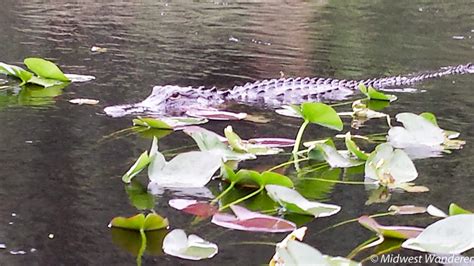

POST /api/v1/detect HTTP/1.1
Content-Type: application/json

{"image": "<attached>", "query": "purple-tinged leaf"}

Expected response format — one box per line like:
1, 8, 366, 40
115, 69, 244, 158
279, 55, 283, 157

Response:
169, 199, 218, 218
211, 205, 296, 233
358, 215, 423, 239
388, 205, 427, 215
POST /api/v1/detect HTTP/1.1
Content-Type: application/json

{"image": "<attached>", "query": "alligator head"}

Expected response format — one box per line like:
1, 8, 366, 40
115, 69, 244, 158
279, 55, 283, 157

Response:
104, 85, 225, 118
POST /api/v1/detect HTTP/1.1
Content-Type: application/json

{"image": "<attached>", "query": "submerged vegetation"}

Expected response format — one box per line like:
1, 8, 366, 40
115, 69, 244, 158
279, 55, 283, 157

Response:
104, 81, 470, 264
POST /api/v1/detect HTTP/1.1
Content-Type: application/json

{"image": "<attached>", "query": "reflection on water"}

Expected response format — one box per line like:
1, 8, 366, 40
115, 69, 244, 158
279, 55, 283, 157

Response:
0, 0, 473, 265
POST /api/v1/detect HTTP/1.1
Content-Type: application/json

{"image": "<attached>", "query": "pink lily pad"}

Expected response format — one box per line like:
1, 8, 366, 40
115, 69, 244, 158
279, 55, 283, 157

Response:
211, 205, 296, 233
169, 199, 218, 218
358, 215, 423, 239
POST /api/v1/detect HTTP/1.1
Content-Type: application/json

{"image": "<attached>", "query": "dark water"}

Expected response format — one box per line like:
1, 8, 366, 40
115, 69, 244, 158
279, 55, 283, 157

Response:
0, 1, 473, 265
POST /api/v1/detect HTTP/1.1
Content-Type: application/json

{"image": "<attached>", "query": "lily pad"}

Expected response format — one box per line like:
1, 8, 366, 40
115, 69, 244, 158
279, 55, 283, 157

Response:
184, 126, 255, 161
211, 205, 296, 233
148, 150, 221, 188
265, 185, 341, 217
24, 57, 70, 82
449, 203, 472, 216
162, 229, 218, 260
169, 199, 218, 218
345, 132, 369, 160
109, 213, 169, 231
133, 117, 173, 130
301, 102, 343, 131
311, 143, 363, 168
272, 239, 361, 266
365, 143, 418, 186
0, 62, 33, 84
358, 215, 423, 240
402, 214, 474, 254
388, 113, 445, 149
358, 84, 396, 101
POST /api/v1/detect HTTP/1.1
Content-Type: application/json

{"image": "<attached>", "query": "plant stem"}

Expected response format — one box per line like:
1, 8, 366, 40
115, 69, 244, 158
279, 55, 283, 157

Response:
300, 177, 372, 185
267, 157, 309, 172
136, 229, 147, 266
211, 182, 235, 204
219, 186, 264, 211
292, 120, 310, 157
315, 211, 395, 235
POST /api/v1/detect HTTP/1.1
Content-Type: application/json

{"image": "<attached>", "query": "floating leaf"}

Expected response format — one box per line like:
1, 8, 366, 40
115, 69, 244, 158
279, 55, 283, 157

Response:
358, 216, 423, 239
300, 102, 343, 131
184, 126, 255, 161
358, 84, 396, 101
388, 113, 445, 149
449, 203, 472, 216
24, 58, 69, 82
310, 143, 363, 168
148, 150, 221, 188
211, 205, 296, 233
427, 205, 448, 218
402, 214, 474, 254
272, 239, 361, 266
69, 98, 99, 105
345, 132, 369, 160
64, 73, 96, 82
275, 105, 302, 118
162, 229, 218, 260
0, 62, 33, 84
388, 205, 427, 215
265, 185, 341, 217
365, 143, 418, 186
169, 199, 218, 218
223, 167, 294, 188
133, 117, 172, 130
27, 76, 63, 87
109, 213, 169, 231
419, 112, 438, 126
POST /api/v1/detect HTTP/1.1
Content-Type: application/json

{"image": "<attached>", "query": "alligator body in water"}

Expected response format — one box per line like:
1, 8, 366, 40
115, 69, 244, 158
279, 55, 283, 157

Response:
104, 63, 473, 119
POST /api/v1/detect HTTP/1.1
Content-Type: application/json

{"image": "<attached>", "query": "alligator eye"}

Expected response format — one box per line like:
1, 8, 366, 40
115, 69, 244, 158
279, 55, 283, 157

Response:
169, 92, 180, 99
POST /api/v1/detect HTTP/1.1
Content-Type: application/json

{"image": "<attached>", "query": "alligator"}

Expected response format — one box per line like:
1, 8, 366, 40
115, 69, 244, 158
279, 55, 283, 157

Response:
104, 63, 473, 119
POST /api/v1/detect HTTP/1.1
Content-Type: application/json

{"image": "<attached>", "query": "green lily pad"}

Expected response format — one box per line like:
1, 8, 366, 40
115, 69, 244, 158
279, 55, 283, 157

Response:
358, 84, 396, 101
110, 213, 169, 231
300, 102, 343, 131
133, 117, 173, 130
24, 57, 70, 82
184, 127, 255, 161
345, 132, 369, 160
449, 203, 472, 216
0, 62, 33, 85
